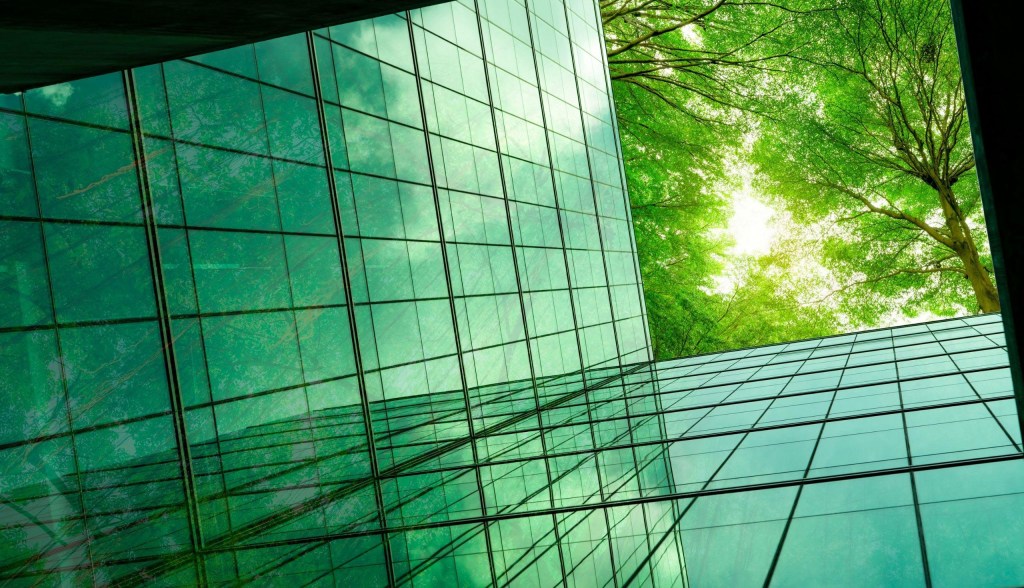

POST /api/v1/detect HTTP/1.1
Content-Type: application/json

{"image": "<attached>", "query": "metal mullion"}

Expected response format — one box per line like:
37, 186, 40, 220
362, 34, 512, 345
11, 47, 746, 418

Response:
590, 4, 654, 360
0, 214, 144, 228
383, 468, 480, 527
15, 91, 97, 584
473, 1, 572, 580
3, 108, 133, 134
136, 131, 326, 171
236, 538, 326, 585
963, 363, 1024, 453
127, 64, 237, 585
149, 221, 340, 239
391, 522, 489, 585
159, 49, 352, 577
626, 351, 784, 587
682, 312, 995, 365
554, 506, 618, 584
371, 391, 1018, 485
250, 47, 336, 576
70, 347, 644, 581
164, 62, 240, 573
304, 30, 395, 586
895, 339, 935, 587
378, 364, 645, 479
520, 3, 622, 583
0, 408, 181, 453
122, 68, 207, 585
195, 451, 1024, 550
311, 30, 417, 77
761, 341, 852, 587
659, 341, 1006, 405
404, 14, 499, 588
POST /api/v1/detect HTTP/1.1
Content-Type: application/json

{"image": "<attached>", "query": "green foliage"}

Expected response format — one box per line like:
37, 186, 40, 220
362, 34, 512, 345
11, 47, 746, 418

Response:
604, 0, 994, 359
753, 0, 996, 316
605, 0, 835, 358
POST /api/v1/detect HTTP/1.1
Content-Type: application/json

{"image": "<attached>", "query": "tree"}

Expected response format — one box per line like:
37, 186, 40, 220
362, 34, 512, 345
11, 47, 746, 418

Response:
604, 0, 834, 357
602, 0, 824, 121
755, 0, 998, 317
620, 88, 733, 358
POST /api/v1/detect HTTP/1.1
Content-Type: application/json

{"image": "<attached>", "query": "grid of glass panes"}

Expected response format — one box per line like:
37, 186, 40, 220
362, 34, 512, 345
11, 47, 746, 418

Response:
190, 313, 1024, 586
0, 0, 654, 584
3, 0, 1023, 586
0, 68, 202, 585
646, 312, 1024, 588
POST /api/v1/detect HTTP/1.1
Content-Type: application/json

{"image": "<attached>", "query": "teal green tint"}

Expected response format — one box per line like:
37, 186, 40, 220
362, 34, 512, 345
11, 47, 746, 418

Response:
906, 404, 1016, 464
361, 240, 415, 301
810, 414, 907, 476
329, 19, 378, 57
188, 45, 258, 77
142, 137, 185, 224
399, 183, 439, 240
172, 318, 212, 407
165, 60, 266, 154
681, 489, 797, 586
30, 119, 140, 222
263, 86, 324, 164
202, 311, 302, 399
917, 461, 1024, 587
329, 537, 389, 586
275, 161, 335, 234
389, 525, 491, 587
381, 65, 421, 127
0, 112, 37, 216
296, 307, 356, 381
350, 175, 404, 238
0, 221, 52, 327
132, 64, 172, 136
255, 34, 315, 94
0, 330, 63, 444
190, 230, 290, 312
285, 235, 345, 306
369, 302, 423, 366
771, 476, 924, 587
324, 104, 350, 168
491, 516, 561, 585
342, 109, 395, 177
390, 123, 431, 184
6, 2, 1019, 586
335, 46, 387, 117
62, 321, 169, 428
214, 386, 308, 437
176, 143, 279, 230
0, 92, 22, 110
157, 228, 198, 314
23, 72, 128, 128
44, 223, 155, 322
373, 15, 415, 71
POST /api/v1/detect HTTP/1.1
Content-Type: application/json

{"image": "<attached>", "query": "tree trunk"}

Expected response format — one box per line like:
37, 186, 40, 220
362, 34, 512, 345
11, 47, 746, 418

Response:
956, 241, 1001, 312
937, 184, 1001, 313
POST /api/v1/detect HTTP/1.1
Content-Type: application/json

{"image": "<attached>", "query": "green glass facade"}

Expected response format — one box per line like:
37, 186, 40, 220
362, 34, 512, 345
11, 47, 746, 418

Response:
1, 0, 653, 584
2, 0, 1023, 587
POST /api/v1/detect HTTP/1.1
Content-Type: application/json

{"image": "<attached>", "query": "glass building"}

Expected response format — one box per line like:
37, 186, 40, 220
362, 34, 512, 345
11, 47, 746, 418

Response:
1, 0, 1022, 586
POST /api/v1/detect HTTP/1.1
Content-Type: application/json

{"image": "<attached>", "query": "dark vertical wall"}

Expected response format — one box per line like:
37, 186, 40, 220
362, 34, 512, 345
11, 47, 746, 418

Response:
950, 0, 1024, 436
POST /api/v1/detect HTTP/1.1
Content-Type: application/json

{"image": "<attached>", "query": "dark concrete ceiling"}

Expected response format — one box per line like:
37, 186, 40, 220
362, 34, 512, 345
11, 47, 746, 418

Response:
0, 0, 443, 93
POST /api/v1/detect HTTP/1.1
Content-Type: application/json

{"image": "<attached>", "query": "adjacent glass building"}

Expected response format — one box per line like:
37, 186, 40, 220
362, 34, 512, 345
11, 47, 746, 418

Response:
1, 0, 1022, 586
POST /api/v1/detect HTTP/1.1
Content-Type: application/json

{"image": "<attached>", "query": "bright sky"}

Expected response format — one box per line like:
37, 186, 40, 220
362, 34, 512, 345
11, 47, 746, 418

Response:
723, 149, 775, 257
727, 189, 775, 256
710, 161, 777, 294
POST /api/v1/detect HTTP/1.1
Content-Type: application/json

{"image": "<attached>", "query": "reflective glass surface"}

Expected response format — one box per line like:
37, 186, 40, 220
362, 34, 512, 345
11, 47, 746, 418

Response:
1, 0, 1022, 586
